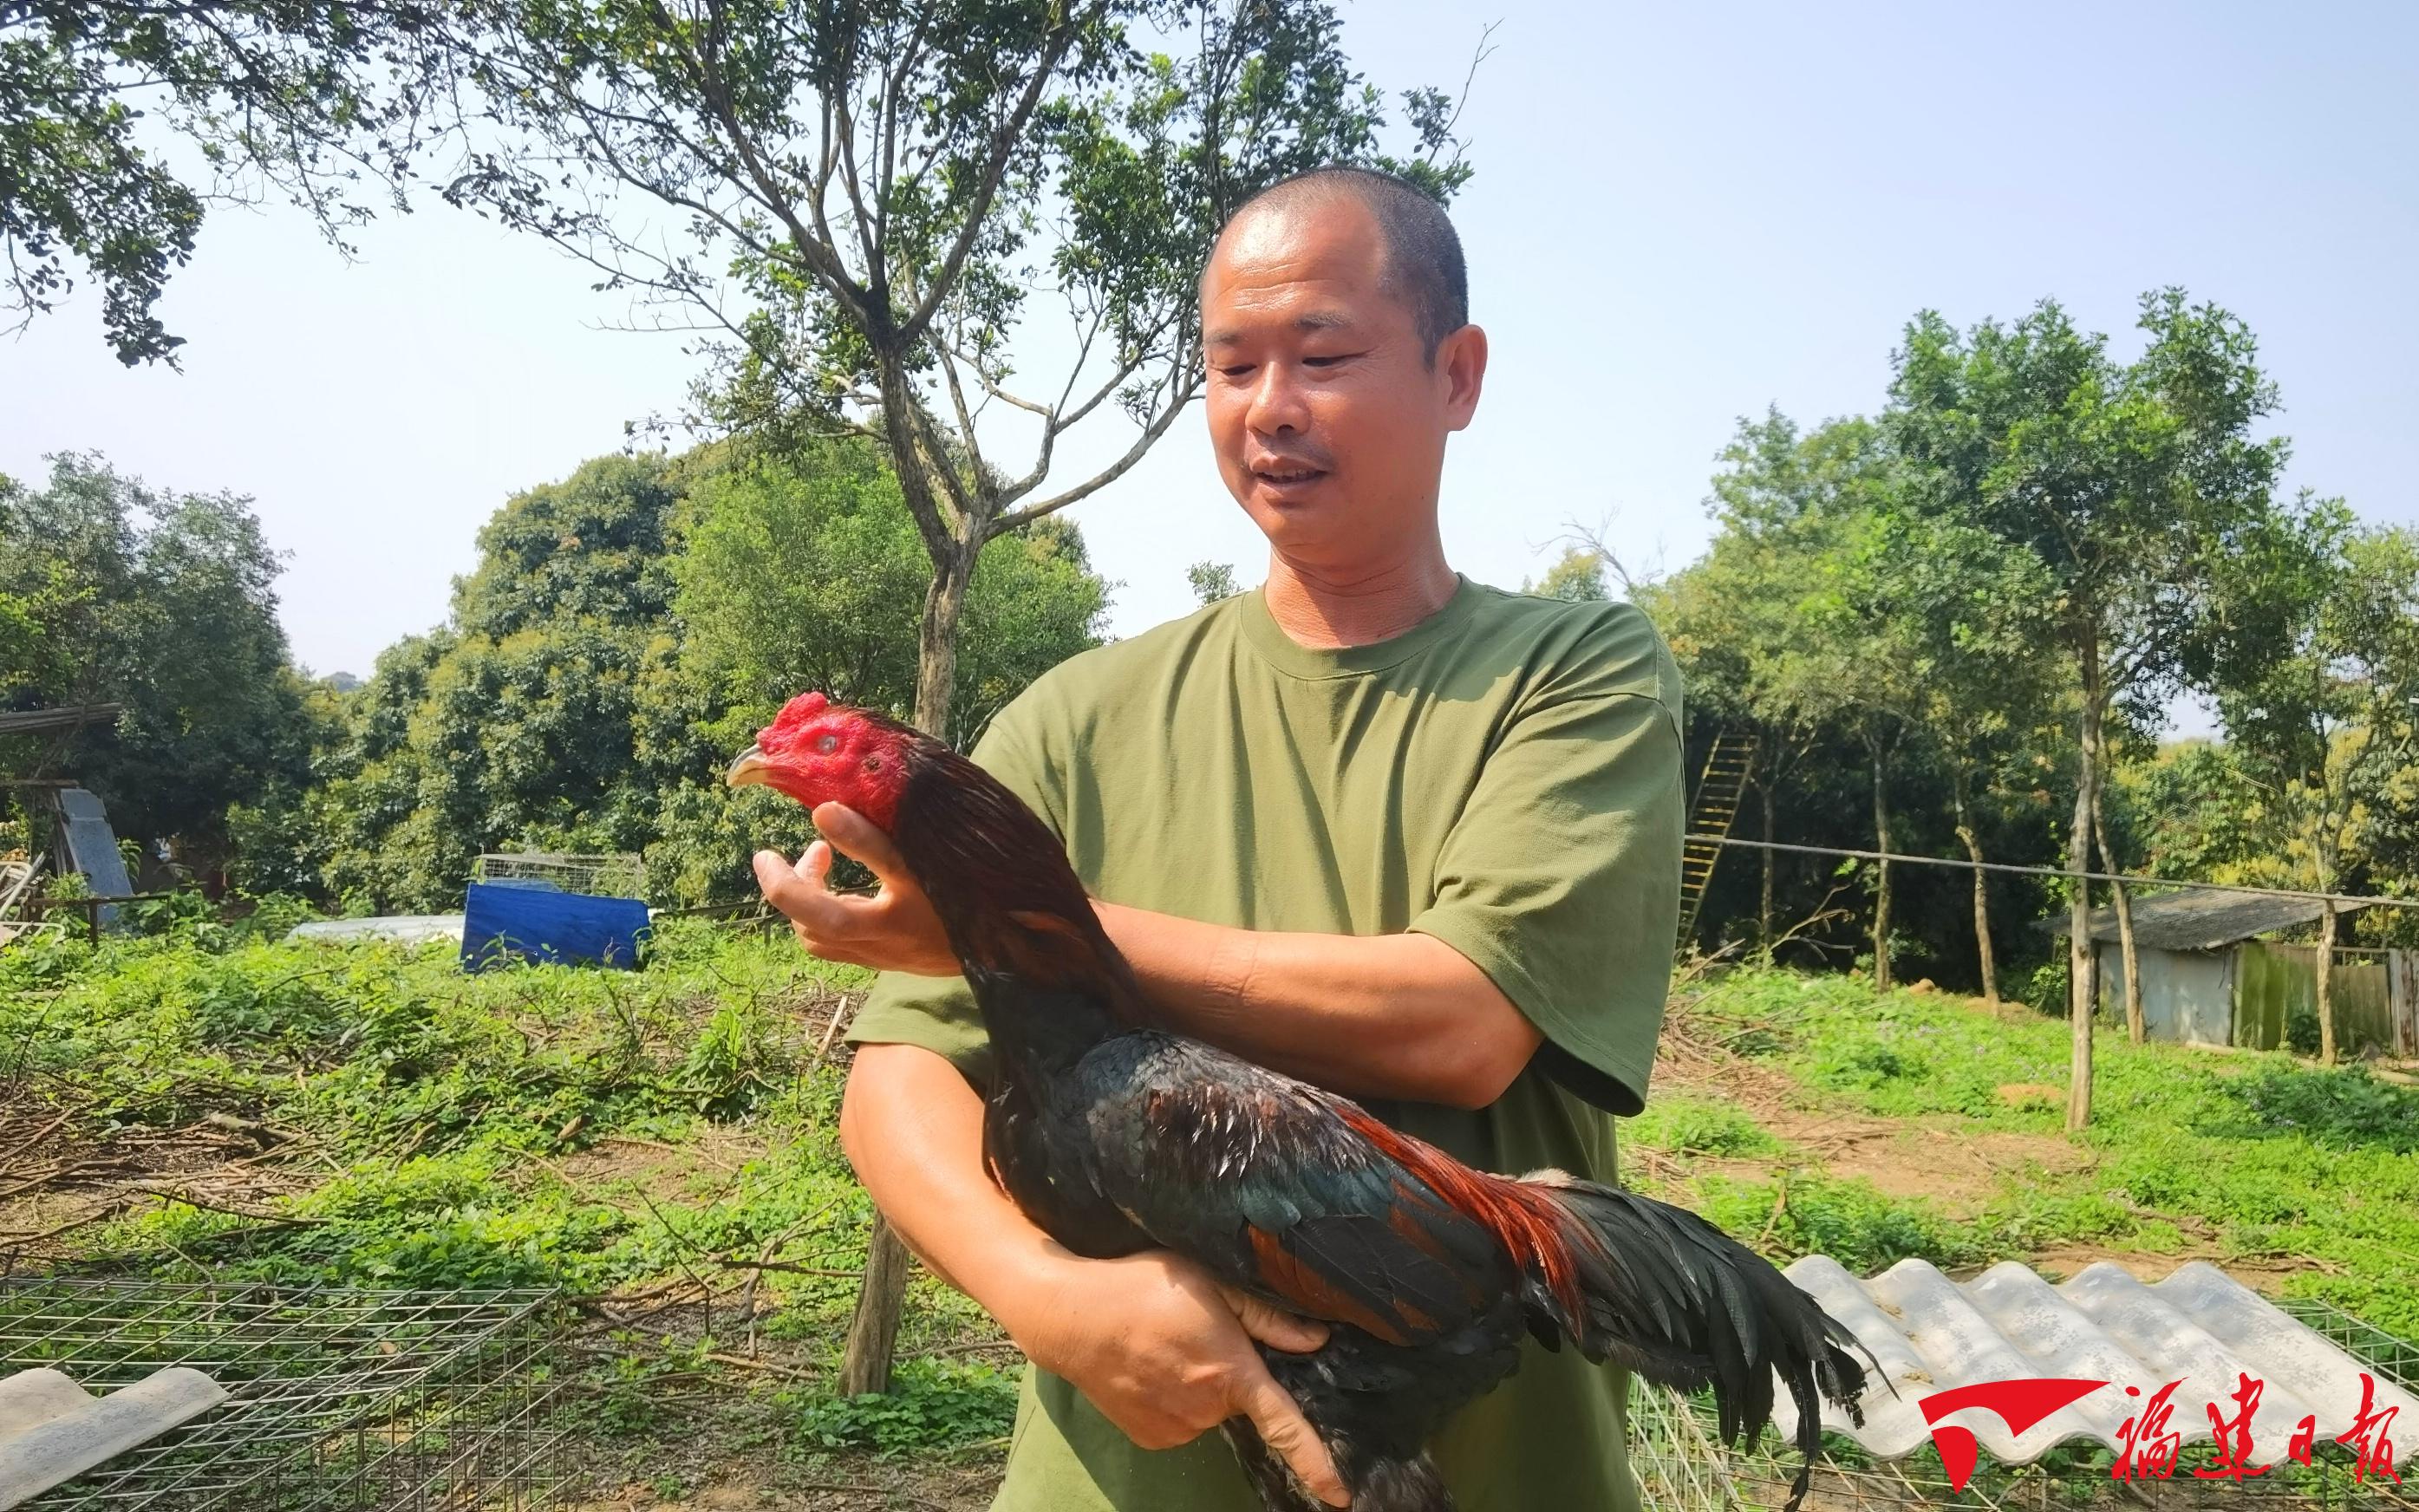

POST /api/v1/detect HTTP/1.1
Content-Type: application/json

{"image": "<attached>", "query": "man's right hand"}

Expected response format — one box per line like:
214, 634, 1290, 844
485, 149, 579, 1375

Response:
996, 1248, 1351, 1509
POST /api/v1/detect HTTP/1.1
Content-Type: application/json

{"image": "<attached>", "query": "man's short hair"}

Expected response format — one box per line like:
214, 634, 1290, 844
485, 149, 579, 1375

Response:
1222, 166, 1468, 361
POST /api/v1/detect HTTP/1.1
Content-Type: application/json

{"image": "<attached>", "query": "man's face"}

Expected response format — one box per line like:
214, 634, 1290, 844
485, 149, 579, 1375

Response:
1200, 197, 1483, 570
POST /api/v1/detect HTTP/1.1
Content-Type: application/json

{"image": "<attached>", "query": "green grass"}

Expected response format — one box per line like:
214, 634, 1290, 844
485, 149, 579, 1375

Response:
2, 917, 900, 1313
1623, 1095, 1786, 1158
1665, 969, 2419, 1336
1, 909, 1026, 1475
13, 921, 2414, 1455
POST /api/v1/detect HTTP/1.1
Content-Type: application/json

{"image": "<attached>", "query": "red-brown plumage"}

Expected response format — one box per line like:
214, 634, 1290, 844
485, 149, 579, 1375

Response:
1248, 1226, 1418, 1346
1335, 1104, 1595, 1326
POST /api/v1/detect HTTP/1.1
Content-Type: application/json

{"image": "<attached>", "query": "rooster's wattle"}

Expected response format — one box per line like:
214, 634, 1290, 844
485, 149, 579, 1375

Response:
731, 691, 1868, 1512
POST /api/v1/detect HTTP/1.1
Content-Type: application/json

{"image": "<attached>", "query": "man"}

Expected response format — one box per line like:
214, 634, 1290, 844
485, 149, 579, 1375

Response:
753, 166, 1684, 1511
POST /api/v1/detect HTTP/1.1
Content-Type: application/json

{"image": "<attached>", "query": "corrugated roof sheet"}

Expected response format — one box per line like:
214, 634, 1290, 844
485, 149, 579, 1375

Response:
0, 1365, 226, 1508
2041, 889, 2370, 952
1770, 1258, 2419, 1468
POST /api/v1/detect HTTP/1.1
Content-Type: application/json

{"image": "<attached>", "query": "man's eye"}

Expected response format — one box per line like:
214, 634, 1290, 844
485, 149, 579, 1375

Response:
1216, 363, 1256, 380
1303, 352, 1359, 368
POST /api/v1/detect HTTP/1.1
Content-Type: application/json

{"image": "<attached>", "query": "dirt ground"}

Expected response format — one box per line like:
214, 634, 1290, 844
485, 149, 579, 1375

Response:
561, 1458, 999, 1511
1647, 983, 2304, 1297
0, 1093, 314, 1265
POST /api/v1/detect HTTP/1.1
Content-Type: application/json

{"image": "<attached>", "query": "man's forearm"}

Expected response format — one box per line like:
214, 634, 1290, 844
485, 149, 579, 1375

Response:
1093, 902, 1541, 1109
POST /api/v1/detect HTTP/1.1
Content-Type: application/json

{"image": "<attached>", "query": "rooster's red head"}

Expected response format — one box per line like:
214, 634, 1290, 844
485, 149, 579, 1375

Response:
725, 692, 916, 829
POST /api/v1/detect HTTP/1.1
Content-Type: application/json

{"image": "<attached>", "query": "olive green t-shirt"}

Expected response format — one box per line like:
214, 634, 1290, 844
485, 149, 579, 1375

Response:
847, 575, 1684, 1512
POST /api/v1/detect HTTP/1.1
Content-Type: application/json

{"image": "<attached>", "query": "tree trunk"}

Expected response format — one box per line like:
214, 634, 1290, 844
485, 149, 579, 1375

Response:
910, 542, 979, 738
1951, 774, 1998, 1008
2066, 676, 2102, 1135
838, 530, 981, 1398
1868, 737, 1893, 993
1758, 779, 1777, 967
2091, 797, 2143, 1046
2317, 900, 2338, 1066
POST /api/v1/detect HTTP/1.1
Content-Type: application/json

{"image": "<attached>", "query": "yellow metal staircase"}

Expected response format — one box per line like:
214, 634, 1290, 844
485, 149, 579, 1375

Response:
1678, 733, 1755, 946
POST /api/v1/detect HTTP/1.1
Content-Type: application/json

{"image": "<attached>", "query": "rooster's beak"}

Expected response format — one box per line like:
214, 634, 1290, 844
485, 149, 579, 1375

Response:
726, 745, 773, 788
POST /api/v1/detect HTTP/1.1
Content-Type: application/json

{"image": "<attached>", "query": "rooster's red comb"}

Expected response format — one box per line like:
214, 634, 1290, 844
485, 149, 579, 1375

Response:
766, 691, 831, 732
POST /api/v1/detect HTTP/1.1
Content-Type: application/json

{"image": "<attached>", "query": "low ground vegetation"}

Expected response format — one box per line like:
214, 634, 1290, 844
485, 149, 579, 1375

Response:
7, 922, 2412, 1504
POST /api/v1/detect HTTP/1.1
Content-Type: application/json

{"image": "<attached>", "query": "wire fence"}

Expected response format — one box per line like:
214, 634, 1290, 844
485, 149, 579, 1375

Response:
1689, 834, 2419, 916
5, 1277, 568, 1509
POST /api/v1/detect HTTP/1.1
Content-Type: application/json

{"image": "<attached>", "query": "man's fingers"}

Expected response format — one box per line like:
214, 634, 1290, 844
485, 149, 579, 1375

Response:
753, 846, 840, 938
812, 803, 912, 883
1220, 1285, 1328, 1354
1236, 1373, 1348, 1508
751, 848, 800, 902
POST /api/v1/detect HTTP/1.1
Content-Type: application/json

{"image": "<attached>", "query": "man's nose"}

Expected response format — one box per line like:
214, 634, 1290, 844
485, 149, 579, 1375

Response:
1244, 362, 1311, 436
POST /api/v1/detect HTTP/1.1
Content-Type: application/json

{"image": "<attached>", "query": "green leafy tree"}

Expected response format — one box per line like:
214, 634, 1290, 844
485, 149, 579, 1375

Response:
224, 671, 355, 898
1678, 413, 1929, 987
1646, 551, 1816, 961
1644, 414, 1847, 961
316, 454, 687, 912
1888, 290, 2304, 1130
0, 453, 310, 866
1849, 508, 2061, 1007
656, 442, 1110, 905
1185, 560, 1241, 605
2218, 516, 2419, 1061
1527, 546, 1609, 603
2, 1, 452, 364
2117, 740, 2267, 885
438, 0, 1470, 739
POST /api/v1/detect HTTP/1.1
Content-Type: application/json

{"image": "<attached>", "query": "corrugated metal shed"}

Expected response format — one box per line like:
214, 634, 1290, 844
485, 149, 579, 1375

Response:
2046, 890, 2372, 952
1772, 1258, 2419, 1468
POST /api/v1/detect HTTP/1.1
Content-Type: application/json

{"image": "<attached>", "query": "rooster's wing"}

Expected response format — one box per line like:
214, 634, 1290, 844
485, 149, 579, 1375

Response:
1073, 1032, 1521, 1347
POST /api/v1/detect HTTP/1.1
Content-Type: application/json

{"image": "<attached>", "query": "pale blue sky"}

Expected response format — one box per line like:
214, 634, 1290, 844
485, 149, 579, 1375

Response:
4, 1, 2413, 711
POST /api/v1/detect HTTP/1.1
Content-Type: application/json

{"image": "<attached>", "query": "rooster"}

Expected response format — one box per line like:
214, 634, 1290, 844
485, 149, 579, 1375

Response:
730, 691, 1869, 1512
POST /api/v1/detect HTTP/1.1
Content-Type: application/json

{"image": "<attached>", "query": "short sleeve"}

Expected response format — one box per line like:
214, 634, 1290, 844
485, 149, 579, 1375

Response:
1405, 616, 1684, 1117
842, 693, 1063, 1092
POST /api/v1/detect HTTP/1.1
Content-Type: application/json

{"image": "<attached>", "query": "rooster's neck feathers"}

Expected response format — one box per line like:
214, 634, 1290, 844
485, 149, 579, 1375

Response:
891, 740, 1149, 1061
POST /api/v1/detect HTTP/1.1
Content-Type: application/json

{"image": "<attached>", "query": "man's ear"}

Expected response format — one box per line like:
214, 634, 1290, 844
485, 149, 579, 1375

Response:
1438, 324, 1488, 431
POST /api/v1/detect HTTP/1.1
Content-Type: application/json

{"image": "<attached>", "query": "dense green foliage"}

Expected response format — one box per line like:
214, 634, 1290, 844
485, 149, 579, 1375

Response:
2, 0, 449, 364
1, 453, 314, 870
676, 445, 1111, 754
1646, 296, 2419, 994
306, 454, 688, 910
209, 443, 1112, 915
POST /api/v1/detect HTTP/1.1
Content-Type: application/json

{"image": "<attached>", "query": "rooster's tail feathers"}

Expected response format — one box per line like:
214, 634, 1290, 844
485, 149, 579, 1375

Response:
1522, 1176, 1870, 1512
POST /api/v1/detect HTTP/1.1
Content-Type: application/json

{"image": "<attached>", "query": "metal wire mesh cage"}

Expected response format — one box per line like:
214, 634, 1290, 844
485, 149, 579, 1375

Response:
3, 1278, 569, 1510
1629, 1296, 2419, 1512
471, 853, 645, 901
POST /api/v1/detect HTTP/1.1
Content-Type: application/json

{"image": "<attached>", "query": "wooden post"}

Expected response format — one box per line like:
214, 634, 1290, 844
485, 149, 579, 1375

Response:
25, 893, 172, 942
2316, 900, 2338, 1066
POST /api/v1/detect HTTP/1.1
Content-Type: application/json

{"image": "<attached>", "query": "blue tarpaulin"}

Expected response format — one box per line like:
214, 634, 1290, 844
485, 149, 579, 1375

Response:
460, 882, 649, 971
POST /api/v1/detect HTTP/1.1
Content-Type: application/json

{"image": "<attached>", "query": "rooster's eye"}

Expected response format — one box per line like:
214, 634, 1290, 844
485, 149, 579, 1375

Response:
814, 733, 839, 754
